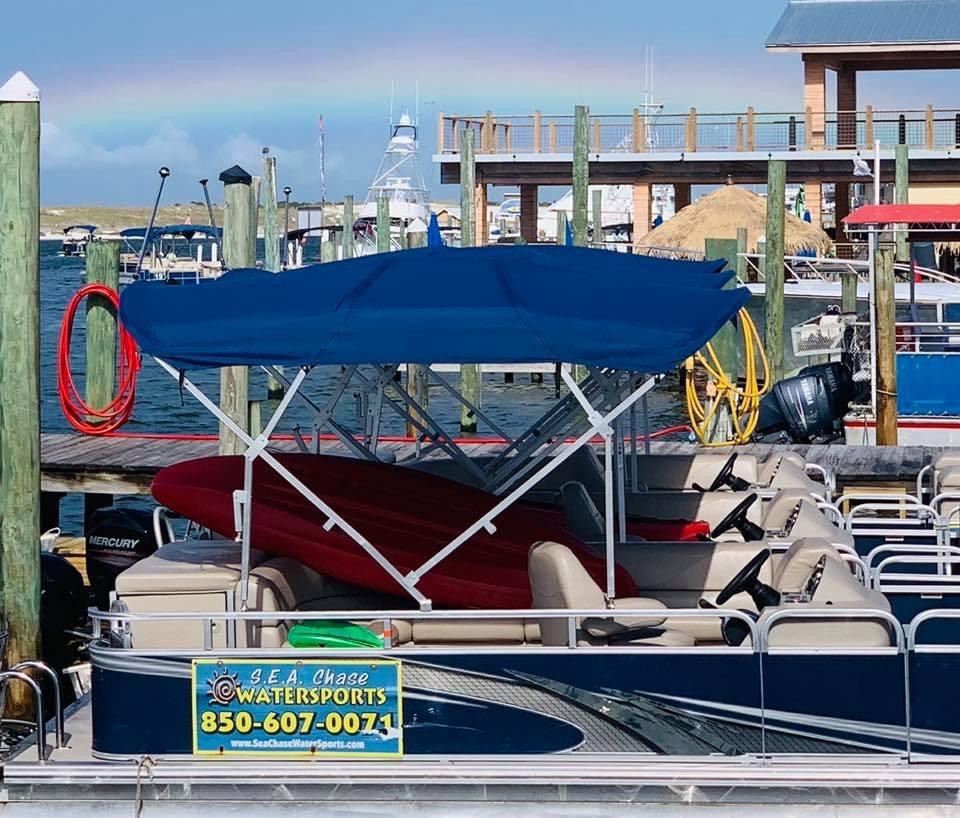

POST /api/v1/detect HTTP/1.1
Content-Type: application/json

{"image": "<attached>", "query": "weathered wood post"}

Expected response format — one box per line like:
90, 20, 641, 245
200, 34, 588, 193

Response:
459, 129, 480, 432
841, 271, 858, 315
321, 235, 337, 263
556, 210, 568, 245
592, 188, 603, 246
218, 165, 254, 455
85, 240, 120, 417
261, 155, 284, 401
0, 72, 41, 700
735, 226, 748, 282
895, 144, 910, 265
765, 159, 787, 383
262, 156, 280, 272
342, 195, 354, 259
376, 196, 390, 253
572, 105, 589, 247
875, 247, 898, 445
704, 238, 741, 442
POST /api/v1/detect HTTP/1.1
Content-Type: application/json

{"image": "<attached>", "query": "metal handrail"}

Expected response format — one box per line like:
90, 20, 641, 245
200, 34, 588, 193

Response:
0, 670, 46, 762
866, 543, 960, 571
11, 661, 63, 749
92, 606, 760, 652
758, 608, 905, 652
874, 555, 960, 587
908, 609, 960, 650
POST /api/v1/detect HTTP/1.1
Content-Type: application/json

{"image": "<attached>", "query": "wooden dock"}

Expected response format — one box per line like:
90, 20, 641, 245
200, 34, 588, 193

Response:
41, 433, 949, 498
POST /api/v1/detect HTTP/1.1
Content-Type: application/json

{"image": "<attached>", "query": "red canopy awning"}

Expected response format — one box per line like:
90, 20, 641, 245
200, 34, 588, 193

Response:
844, 204, 960, 227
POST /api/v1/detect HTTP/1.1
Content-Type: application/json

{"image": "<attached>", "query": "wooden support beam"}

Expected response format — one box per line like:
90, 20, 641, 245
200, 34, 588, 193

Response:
474, 178, 488, 246
341, 195, 354, 259
520, 183, 538, 243
376, 196, 390, 253
685, 107, 698, 153
865, 105, 874, 147
674, 183, 691, 212
926, 104, 935, 150
556, 210, 568, 245
321, 237, 337, 263
548, 122, 557, 153
592, 188, 603, 246
459, 129, 480, 431
219, 165, 254, 456
405, 365, 429, 437
875, 247, 898, 446
533, 110, 542, 153
704, 237, 740, 443
736, 227, 748, 282
736, 117, 744, 152
84, 240, 120, 421
572, 105, 589, 247
632, 183, 651, 250
483, 111, 494, 154
765, 159, 787, 383
262, 156, 280, 272
895, 144, 910, 264
0, 72, 41, 696
842, 270, 858, 315
746, 107, 756, 152
632, 109, 644, 152
592, 119, 601, 154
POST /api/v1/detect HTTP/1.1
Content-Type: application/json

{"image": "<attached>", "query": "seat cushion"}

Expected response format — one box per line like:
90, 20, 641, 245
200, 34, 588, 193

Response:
115, 540, 266, 594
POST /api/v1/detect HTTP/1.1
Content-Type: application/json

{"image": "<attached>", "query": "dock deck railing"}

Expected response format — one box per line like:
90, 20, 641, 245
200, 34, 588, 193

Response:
438, 107, 960, 155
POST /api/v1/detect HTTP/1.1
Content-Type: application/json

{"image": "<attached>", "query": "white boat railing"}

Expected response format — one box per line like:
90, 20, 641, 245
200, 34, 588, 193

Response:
740, 252, 960, 288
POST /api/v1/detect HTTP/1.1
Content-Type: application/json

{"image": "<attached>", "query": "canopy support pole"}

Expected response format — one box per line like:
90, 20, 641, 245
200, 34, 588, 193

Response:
406, 372, 657, 590
154, 358, 431, 610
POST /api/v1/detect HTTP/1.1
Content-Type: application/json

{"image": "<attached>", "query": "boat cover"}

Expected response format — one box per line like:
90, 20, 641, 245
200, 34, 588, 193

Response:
119, 245, 749, 371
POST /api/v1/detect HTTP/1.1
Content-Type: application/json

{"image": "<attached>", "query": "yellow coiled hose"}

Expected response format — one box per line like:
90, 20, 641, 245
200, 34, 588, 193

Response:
684, 308, 770, 446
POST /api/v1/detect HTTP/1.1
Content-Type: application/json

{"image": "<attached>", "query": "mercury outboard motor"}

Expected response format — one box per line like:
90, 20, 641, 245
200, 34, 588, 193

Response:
40, 552, 88, 671
86, 507, 168, 610
755, 362, 853, 443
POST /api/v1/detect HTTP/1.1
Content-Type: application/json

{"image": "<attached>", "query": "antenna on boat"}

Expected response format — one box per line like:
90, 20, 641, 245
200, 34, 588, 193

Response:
198, 177, 222, 263
135, 166, 170, 276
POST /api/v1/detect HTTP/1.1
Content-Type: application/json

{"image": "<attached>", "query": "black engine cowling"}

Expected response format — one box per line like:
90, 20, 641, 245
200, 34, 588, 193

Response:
85, 507, 167, 610
756, 362, 853, 443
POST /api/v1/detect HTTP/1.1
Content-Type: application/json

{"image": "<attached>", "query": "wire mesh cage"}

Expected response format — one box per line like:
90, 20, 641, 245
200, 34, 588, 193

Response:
791, 315, 847, 357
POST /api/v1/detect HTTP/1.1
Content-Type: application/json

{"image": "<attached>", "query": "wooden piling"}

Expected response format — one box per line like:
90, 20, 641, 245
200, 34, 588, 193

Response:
0, 72, 41, 697
842, 271, 859, 314
341, 195, 354, 259
895, 144, 910, 264
735, 227, 748, 282
592, 188, 603, 246
556, 210, 568, 245
262, 156, 280, 272
572, 106, 589, 247
704, 238, 740, 415
764, 159, 787, 383
84, 240, 120, 418
321, 236, 337, 263
262, 156, 283, 401
875, 247, 898, 445
377, 196, 390, 253
219, 165, 254, 455
459, 129, 479, 432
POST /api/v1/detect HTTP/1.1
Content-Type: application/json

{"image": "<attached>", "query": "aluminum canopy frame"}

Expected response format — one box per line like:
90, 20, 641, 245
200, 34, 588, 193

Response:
152, 356, 658, 611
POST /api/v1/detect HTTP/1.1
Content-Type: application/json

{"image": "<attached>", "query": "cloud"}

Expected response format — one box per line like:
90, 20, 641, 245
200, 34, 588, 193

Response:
41, 121, 201, 170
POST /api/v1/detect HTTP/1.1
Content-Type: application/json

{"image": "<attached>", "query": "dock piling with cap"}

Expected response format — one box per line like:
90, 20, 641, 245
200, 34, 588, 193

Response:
84, 240, 120, 419
218, 165, 254, 456
262, 155, 284, 401
0, 70, 41, 710
376, 196, 390, 253
342, 195, 354, 259
875, 247, 898, 445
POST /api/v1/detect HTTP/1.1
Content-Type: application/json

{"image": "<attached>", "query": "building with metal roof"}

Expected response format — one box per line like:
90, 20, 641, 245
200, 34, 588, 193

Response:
768, 0, 960, 52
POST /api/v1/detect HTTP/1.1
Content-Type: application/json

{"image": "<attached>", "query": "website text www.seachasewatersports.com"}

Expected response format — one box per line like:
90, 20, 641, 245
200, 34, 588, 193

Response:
228, 737, 365, 750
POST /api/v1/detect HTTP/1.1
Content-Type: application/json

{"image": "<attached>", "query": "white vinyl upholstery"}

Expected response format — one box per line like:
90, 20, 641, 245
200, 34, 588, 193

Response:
528, 541, 694, 647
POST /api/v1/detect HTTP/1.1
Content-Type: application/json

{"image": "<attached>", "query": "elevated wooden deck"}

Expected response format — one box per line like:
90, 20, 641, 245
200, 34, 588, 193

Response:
40, 433, 944, 498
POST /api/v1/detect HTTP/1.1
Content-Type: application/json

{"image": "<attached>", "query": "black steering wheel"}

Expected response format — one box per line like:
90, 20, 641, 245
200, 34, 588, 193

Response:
716, 549, 781, 610
710, 493, 764, 540
694, 453, 752, 493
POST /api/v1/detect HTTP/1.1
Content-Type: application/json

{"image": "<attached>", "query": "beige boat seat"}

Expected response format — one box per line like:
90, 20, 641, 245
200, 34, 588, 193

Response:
114, 540, 398, 650
756, 538, 892, 648
528, 541, 695, 647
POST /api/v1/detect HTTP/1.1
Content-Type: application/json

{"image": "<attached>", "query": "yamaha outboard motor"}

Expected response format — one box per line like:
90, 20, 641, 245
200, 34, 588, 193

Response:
755, 362, 853, 443
86, 507, 167, 610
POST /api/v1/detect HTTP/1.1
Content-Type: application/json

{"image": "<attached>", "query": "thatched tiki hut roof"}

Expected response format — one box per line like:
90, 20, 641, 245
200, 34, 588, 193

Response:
638, 185, 833, 256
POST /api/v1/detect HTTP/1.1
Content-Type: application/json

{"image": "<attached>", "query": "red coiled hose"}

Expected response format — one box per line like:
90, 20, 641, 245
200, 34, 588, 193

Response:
57, 284, 140, 434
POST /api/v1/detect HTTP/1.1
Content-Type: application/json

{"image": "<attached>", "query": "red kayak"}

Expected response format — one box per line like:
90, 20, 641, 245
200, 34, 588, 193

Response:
152, 454, 706, 609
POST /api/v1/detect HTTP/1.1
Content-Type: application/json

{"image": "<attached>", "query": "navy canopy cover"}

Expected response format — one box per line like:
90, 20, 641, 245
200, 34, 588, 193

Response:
120, 245, 750, 372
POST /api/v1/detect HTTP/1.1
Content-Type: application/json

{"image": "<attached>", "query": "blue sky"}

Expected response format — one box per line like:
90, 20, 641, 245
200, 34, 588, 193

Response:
2, 0, 957, 205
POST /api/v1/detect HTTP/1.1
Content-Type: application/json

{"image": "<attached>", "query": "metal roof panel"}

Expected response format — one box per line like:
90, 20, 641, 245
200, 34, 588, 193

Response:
767, 0, 960, 47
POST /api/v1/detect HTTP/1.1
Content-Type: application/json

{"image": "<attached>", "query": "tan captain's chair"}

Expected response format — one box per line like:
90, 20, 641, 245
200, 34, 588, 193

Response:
528, 541, 694, 647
